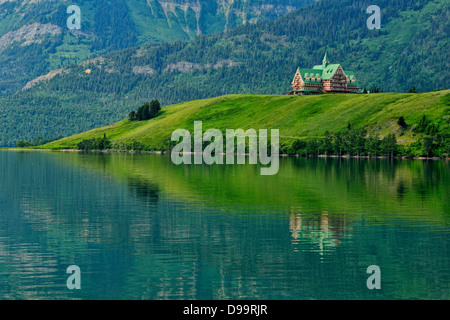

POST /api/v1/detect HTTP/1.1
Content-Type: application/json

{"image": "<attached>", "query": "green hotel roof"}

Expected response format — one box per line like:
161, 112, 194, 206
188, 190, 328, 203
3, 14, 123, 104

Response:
296, 68, 323, 84
297, 61, 357, 84
298, 68, 323, 77
313, 64, 341, 80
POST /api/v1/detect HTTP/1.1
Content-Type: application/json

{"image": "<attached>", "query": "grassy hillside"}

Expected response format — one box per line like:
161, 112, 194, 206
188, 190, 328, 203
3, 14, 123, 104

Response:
41, 91, 450, 155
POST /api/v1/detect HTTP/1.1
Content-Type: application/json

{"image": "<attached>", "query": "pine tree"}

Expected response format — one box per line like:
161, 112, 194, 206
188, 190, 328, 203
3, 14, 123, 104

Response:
397, 116, 407, 129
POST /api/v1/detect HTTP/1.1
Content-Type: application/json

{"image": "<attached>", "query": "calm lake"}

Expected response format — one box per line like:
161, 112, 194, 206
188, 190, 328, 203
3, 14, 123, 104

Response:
0, 150, 448, 300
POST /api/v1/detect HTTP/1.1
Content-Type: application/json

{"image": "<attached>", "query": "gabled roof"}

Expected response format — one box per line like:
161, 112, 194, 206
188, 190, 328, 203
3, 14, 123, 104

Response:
295, 68, 323, 84
345, 71, 358, 84
312, 64, 341, 80
345, 71, 356, 78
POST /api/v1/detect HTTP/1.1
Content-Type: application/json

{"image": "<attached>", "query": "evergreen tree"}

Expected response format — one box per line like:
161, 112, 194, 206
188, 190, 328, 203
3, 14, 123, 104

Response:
397, 116, 407, 129
353, 128, 367, 156
136, 105, 145, 121
333, 131, 344, 156
381, 134, 397, 157
422, 136, 434, 157
142, 102, 151, 120
149, 99, 161, 118
321, 131, 333, 155
366, 134, 380, 157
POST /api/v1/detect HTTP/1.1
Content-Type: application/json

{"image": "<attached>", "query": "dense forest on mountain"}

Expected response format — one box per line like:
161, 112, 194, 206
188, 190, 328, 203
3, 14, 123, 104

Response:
0, 0, 312, 95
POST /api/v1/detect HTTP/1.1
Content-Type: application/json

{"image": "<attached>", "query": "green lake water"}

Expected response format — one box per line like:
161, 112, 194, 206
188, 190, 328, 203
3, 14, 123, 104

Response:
0, 151, 448, 299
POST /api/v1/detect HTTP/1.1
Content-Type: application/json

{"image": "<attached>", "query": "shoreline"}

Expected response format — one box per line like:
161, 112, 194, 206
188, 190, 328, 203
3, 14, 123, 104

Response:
2, 148, 448, 161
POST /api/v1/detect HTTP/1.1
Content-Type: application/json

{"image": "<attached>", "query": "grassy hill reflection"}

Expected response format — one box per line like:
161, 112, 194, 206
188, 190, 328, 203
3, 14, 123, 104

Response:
54, 152, 449, 223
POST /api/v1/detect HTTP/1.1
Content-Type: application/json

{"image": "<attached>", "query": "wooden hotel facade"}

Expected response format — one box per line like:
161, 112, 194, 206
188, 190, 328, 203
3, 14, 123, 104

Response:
289, 54, 359, 95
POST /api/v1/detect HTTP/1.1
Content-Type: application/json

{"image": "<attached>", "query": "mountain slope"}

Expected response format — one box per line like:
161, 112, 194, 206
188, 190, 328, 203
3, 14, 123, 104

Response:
40, 90, 450, 156
127, 0, 315, 41
0, 0, 313, 95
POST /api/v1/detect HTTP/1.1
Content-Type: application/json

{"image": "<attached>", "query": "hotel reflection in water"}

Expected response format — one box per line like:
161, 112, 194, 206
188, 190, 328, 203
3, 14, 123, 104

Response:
289, 210, 352, 256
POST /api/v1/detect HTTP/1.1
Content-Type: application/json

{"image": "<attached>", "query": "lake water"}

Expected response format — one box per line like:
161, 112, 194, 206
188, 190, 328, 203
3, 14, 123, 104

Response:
0, 151, 448, 300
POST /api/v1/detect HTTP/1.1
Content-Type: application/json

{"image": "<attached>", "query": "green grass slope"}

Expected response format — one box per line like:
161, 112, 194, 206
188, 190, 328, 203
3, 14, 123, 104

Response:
41, 91, 450, 152
3, 0, 448, 147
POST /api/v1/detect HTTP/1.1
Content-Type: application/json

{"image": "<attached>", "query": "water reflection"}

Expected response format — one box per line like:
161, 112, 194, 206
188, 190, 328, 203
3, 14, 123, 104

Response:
0, 151, 448, 299
289, 210, 350, 256
127, 178, 160, 205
